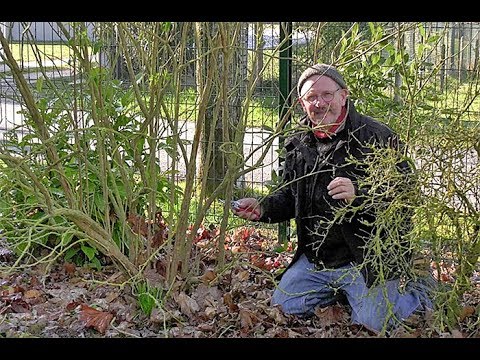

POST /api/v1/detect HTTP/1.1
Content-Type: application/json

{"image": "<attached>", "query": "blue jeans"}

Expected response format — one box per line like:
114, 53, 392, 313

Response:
271, 254, 434, 333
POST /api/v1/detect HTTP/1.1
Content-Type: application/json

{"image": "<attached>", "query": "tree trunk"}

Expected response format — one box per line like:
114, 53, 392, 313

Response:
196, 23, 248, 198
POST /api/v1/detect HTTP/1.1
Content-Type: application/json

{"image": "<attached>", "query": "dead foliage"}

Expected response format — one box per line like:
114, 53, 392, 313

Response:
1, 226, 479, 338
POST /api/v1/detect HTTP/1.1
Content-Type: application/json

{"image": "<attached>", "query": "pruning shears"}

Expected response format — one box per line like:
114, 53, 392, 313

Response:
219, 199, 241, 210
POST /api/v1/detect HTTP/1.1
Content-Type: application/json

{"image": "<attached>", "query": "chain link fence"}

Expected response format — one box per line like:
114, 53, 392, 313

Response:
1, 21, 479, 235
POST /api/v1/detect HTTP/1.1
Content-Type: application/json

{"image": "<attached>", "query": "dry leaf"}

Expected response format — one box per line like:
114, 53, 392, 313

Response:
401, 328, 422, 338
24, 289, 42, 299
127, 213, 149, 237
174, 292, 199, 318
201, 269, 217, 284
314, 305, 348, 327
239, 308, 254, 330
29, 275, 40, 287
204, 306, 217, 319
231, 245, 242, 254
273, 328, 289, 338
459, 306, 476, 321
192, 283, 222, 311
144, 268, 164, 288
150, 308, 173, 324
223, 292, 238, 312
106, 271, 125, 283
196, 323, 215, 332
451, 329, 464, 338
155, 259, 167, 278
151, 231, 164, 248
66, 301, 81, 311
64, 262, 76, 275
250, 254, 266, 269
24, 289, 45, 305
10, 299, 30, 313
0, 286, 15, 297
105, 291, 120, 303
236, 270, 250, 282
79, 304, 114, 334
288, 329, 301, 338
266, 306, 287, 325
0, 246, 13, 262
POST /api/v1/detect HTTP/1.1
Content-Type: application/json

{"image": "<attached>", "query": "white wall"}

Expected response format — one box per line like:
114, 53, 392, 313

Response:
7, 22, 95, 42
0, 22, 6, 56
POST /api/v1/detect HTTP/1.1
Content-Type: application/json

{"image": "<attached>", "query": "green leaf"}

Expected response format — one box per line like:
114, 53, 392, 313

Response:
36, 77, 44, 92
0, 198, 9, 212
428, 35, 440, 44
417, 44, 425, 57
89, 257, 102, 271
260, 125, 274, 133
136, 137, 145, 155
92, 41, 103, 55
93, 192, 105, 211
135, 72, 145, 85
368, 22, 375, 37
162, 22, 172, 32
81, 245, 97, 261
65, 247, 79, 261
114, 115, 130, 129
418, 24, 426, 39
115, 181, 127, 198
61, 232, 74, 246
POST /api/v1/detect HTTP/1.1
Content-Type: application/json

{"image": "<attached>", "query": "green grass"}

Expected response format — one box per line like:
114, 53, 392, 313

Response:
3, 43, 280, 128
247, 94, 278, 128
2, 42, 72, 64
0, 65, 66, 77
135, 281, 163, 317
437, 82, 480, 115
163, 88, 279, 128
164, 179, 271, 227
410, 74, 480, 118
247, 48, 279, 84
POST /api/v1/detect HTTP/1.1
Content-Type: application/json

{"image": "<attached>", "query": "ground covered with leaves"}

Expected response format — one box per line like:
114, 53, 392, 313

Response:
1, 227, 479, 338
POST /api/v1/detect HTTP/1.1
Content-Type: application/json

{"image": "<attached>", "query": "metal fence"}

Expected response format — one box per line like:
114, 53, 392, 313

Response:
1, 22, 479, 240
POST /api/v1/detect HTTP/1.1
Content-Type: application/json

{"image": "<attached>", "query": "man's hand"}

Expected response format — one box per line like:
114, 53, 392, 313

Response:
327, 176, 355, 202
231, 198, 262, 221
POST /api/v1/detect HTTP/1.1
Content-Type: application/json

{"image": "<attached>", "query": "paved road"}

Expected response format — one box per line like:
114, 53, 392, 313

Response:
156, 120, 280, 185
1, 60, 477, 203
0, 100, 281, 185
1, 58, 281, 185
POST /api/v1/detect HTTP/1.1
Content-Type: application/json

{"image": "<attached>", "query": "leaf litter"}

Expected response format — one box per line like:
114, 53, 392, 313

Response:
1, 226, 479, 338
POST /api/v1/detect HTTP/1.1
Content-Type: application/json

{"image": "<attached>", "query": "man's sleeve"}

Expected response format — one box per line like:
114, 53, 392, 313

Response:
257, 150, 296, 223
345, 133, 417, 287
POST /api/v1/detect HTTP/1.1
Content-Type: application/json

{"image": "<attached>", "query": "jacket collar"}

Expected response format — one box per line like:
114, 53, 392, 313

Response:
296, 99, 356, 143
313, 101, 349, 139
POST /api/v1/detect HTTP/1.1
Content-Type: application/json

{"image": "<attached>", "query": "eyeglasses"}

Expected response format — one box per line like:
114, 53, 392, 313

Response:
302, 87, 342, 105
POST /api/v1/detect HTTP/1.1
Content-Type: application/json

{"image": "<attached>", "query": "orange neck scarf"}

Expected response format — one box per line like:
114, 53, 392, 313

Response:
313, 105, 347, 139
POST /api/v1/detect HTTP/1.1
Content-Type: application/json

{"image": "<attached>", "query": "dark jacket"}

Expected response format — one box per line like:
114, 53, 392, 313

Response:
258, 100, 415, 287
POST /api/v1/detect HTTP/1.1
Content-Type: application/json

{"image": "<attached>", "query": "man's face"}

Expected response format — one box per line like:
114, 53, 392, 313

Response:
299, 75, 348, 129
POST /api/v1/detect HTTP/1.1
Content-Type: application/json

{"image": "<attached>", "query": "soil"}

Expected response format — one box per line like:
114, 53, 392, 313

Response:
1, 226, 479, 339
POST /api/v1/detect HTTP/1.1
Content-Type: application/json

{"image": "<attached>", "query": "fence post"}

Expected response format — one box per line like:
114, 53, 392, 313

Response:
394, 22, 404, 105
277, 22, 292, 245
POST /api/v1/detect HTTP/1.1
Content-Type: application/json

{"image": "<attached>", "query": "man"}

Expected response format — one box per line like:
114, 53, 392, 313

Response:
231, 63, 433, 333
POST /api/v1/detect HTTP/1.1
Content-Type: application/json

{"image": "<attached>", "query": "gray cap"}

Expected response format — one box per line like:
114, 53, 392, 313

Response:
297, 63, 347, 96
